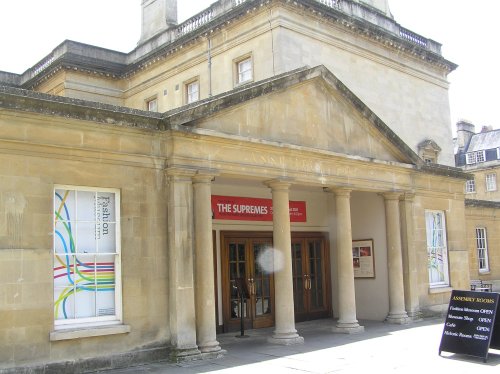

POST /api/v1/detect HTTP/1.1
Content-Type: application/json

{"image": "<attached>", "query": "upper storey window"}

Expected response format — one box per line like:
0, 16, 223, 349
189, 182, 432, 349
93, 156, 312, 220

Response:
465, 179, 476, 194
146, 97, 158, 112
466, 151, 486, 165
486, 173, 497, 192
186, 79, 200, 104
235, 55, 253, 85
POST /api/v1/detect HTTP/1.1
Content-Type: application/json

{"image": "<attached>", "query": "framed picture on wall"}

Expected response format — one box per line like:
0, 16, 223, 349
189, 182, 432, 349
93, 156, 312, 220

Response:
352, 239, 375, 278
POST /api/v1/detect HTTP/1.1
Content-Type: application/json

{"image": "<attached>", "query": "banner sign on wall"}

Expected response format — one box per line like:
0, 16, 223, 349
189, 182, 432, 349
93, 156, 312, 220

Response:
211, 195, 306, 222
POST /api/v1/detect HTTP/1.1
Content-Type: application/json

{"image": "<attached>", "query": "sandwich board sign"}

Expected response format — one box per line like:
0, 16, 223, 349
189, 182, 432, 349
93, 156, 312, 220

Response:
439, 290, 500, 362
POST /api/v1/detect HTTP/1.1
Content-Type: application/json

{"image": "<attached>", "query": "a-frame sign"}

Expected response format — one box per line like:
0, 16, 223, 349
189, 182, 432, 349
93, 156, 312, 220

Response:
439, 290, 500, 362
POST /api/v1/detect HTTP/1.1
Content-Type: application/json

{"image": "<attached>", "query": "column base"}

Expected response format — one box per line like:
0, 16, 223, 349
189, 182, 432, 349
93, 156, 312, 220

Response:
407, 310, 423, 322
198, 340, 224, 355
201, 349, 227, 360
385, 312, 410, 324
268, 331, 304, 345
332, 321, 365, 334
169, 346, 202, 363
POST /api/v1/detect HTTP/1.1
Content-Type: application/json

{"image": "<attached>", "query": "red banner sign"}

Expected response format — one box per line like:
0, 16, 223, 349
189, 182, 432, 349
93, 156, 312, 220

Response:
211, 195, 306, 222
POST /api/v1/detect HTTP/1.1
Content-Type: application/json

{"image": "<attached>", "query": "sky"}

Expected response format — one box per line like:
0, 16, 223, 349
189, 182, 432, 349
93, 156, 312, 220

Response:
0, 0, 498, 133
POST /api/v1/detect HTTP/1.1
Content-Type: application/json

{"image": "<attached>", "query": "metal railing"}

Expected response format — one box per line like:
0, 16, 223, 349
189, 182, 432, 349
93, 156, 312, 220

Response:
317, 0, 342, 9
399, 27, 428, 48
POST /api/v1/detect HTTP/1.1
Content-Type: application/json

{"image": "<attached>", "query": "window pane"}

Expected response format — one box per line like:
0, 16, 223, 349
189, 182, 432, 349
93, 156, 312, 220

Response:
238, 59, 252, 83
54, 187, 119, 326
476, 228, 489, 272
96, 254, 116, 316
187, 81, 199, 103
425, 211, 449, 286
147, 99, 157, 112
75, 285, 97, 318
77, 191, 96, 221
76, 222, 97, 253
54, 255, 74, 288
465, 180, 475, 193
54, 287, 75, 320
486, 174, 497, 191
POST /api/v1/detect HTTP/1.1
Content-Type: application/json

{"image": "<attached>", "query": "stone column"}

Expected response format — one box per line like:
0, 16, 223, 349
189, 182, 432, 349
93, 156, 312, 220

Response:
192, 173, 224, 357
167, 169, 201, 362
383, 192, 409, 324
399, 193, 422, 320
332, 189, 364, 333
266, 179, 304, 345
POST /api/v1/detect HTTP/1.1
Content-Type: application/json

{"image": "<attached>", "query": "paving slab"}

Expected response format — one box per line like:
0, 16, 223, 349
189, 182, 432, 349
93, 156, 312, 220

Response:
98, 318, 500, 374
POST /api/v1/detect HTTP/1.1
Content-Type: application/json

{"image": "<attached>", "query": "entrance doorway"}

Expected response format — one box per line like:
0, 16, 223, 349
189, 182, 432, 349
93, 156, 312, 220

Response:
221, 232, 275, 332
220, 231, 331, 332
291, 233, 331, 322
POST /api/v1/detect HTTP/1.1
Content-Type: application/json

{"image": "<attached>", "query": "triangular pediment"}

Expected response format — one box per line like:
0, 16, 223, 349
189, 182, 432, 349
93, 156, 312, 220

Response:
166, 66, 421, 165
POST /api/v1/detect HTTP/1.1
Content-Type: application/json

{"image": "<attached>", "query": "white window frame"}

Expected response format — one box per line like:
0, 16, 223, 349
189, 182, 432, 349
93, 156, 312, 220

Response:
53, 185, 122, 330
237, 57, 253, 84
476, 227, 490, 273
477, 151, 486, 163
186, 80, 200, 104
466, 151, 486, 165
486, 173, 497, 192
146, 97, 158, 112
425, 210, 450, 288
465, 179, 476, 194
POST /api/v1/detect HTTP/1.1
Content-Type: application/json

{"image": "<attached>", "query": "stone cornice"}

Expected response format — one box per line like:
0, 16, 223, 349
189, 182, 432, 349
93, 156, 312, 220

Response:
417, 163, 470, 180
0, 85, 161, 130
465, 199, 500, 209
0, 64, 466, 183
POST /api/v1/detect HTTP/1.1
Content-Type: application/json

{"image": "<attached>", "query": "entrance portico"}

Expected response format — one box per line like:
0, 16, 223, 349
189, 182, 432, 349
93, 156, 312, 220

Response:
161, 65, 461, 358
211, 178, 415, 336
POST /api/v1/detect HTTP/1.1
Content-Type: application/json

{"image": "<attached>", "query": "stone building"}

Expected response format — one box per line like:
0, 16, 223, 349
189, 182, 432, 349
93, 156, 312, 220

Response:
0, 0, 469, 372
454, 121, 500, 290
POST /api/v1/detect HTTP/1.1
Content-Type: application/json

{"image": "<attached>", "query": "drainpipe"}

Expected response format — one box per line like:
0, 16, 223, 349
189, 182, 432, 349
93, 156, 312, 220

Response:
207, 36, 213, 97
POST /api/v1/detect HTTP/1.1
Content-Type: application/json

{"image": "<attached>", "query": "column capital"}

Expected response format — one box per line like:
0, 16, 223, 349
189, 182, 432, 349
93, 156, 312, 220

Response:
331, 187, 352, 197
192, 169, 219, 184
380, 191, 403, 201
166, 166, 197, 179
324, 187, 352, 197
264, 178, 293, 190
399, 192, 416, 202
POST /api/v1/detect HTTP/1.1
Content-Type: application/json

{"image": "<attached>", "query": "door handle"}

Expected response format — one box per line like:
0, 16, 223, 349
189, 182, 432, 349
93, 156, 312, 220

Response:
303, 274, 311, 290
248, 278, 255, 295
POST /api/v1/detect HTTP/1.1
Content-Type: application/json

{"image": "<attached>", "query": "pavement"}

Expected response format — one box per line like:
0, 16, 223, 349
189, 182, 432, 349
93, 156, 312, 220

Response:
99, 318, 500, 374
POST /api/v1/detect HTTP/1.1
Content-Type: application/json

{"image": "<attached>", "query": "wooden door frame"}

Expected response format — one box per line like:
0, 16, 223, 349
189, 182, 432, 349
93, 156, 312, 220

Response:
220, 231, 274, 332
218, 231, 331, 331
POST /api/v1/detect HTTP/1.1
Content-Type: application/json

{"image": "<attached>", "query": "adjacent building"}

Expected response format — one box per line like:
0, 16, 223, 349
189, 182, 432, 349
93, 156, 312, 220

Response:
454, 121, 500, 290
0, 0, 470, 372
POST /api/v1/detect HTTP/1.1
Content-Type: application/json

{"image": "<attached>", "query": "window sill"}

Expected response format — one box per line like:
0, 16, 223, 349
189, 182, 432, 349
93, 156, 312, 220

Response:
235, 80, 254, 88
428, 286, 453, 294
50, 324, 131, 341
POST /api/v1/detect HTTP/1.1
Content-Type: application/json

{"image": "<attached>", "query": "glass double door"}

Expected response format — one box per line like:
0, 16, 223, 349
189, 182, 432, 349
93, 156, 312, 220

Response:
291, 236, 331, 321
221, 232, 330, 332
221, 234, 275, 332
